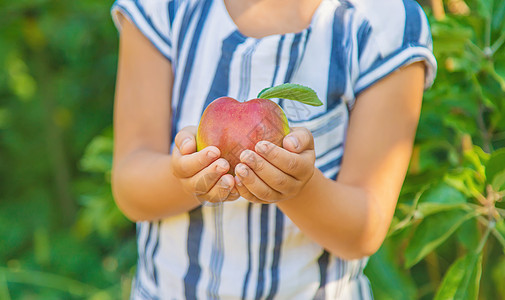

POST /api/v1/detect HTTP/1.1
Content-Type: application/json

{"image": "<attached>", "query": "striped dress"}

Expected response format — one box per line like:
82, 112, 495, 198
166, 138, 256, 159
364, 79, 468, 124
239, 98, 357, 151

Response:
111, 0, 437, 299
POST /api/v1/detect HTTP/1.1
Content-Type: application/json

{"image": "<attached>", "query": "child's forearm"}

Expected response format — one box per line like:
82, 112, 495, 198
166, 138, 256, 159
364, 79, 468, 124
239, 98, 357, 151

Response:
277, 63, 425, 260
276, 169, 389, 260
112, 149, 201, 221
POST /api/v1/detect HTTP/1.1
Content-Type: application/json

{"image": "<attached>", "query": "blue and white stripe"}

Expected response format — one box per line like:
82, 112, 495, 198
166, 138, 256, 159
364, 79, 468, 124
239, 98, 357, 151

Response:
112, 0, 436, 298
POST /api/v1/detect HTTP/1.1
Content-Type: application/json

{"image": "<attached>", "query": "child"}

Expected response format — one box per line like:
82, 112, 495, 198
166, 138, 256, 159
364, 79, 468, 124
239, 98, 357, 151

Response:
111, 0, 436, 298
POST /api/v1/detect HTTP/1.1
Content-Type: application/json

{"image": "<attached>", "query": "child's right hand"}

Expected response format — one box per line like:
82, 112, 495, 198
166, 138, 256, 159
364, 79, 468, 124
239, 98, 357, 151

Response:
172, 126, 240, 204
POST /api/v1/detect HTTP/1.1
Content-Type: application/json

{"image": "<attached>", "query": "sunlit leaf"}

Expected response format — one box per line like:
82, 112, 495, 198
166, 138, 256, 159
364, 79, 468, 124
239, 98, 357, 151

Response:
6, 54, 37, 101
257, 83, 323, 106
445, 172, 475, 198
434, 253, 483, 300
486, 148, 505, 191
80, 135, 113, 174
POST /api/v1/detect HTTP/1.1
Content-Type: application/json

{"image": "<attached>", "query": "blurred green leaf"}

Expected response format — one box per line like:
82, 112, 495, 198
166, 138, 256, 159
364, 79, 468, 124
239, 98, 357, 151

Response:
492, 257, 505, 299
431, 21, 473, 56
477, 0, 492, 20
457, 218, 481, 251
80, 132, 113, 174
0, 272, 10, 300
365, 239, 417, 300
5, 53, 37, 101
33, 228, 50, 266
492, 0, 505, 30
434, 253, 483, 300
416, 182, 468, 217
405, 210, 476, 267
435, 253, 482, 300
486, 148, 505, 191
0, 266, 100, 297
463, 145, 489, 177
0, 107, 10, 129
496, 220, 505, 250
493, 172, 505, 192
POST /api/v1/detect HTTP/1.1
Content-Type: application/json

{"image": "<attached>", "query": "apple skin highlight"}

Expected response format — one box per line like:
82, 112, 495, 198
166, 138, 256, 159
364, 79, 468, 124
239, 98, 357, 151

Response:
197, 97, 290, 175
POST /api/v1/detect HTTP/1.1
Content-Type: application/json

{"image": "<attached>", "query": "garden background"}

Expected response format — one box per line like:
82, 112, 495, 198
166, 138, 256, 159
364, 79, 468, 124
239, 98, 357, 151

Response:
0, 0, 504, 299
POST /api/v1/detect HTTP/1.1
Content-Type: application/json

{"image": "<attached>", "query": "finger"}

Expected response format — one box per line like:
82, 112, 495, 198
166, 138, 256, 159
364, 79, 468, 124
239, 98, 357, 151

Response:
173, 145, 221, 178
225, 186, 241, 202
239, 149, 298, 194
174, 126, 197, 155
189, 158, 230, 194
203, 174, 235, 203
282, 127, 314, 153
234, 176, 270, 204
235, 163, 282, 202
255, 141, 314, 179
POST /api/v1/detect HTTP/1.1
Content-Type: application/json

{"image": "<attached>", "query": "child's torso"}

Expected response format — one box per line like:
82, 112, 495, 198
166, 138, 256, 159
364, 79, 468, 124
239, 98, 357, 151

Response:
134, 0, 371, 298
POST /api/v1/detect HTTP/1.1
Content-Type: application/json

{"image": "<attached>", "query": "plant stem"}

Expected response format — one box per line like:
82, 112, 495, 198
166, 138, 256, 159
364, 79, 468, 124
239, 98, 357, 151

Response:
466, 40, 486, 58
476, 220, 494, 254
476, 216, 505, 248
491, 30, 505, 54
0, 267, 101, 297
497, 207, 505, 216
471, 74, 493, 153
492, 228, 505, 249
0, 272, 11, 300
387, 186, 428, 236
425, 252, 441, 287
34, 49, 76, 225
488, 66, 505, 92
484, 0, 494, 49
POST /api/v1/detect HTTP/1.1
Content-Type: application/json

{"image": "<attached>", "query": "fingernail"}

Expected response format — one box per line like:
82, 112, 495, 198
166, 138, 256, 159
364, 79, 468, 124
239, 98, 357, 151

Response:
235, 176, 243, 187
237, 164, 248, 177
256, 141, 269, 154
207, 149, 219, 159
239, 150, 249, 161
216, 160, 228, 172
221, 177, 232, 188
181, 137, 191, 149
240, 150, 255, 164
287, 136, 299, 149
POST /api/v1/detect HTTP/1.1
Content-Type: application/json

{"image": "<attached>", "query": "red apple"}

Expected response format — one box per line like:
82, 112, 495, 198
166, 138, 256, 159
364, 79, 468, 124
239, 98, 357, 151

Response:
196, 97, 290, 175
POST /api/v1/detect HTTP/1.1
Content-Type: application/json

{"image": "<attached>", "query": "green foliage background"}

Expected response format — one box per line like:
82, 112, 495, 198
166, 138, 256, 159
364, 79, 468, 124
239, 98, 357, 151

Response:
0, 0, 504, 299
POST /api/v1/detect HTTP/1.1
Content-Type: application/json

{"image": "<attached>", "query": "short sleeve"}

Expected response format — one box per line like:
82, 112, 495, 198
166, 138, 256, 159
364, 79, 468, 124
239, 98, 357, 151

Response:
354, 0, 437, 95
111, 0, 174, 62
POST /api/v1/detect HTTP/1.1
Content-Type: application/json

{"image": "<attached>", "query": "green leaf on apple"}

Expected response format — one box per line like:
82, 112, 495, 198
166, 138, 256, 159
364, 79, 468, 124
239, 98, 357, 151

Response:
257, 83, 323, 106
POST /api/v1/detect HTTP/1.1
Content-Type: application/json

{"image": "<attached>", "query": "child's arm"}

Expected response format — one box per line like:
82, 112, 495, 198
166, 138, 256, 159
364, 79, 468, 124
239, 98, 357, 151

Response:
235, 62, 425, 260
112, 17, 237, 222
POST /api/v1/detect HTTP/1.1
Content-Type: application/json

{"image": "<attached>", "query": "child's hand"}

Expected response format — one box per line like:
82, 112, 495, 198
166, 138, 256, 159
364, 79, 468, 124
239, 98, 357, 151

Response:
172, 126, 240, 204
234, 127, 316, 203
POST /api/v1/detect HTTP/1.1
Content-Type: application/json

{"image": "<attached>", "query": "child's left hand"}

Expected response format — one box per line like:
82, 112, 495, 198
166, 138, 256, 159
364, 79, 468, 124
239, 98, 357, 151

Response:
234, 127, 316, 203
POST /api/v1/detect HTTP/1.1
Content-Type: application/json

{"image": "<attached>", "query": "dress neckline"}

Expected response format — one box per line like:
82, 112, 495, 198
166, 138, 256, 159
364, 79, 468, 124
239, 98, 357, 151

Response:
218, 0, 327, 40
